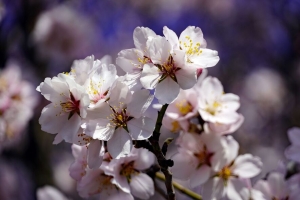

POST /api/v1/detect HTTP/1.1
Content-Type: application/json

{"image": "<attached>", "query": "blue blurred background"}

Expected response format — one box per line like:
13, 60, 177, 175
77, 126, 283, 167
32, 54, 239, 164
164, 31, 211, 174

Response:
0, 0, 300, 199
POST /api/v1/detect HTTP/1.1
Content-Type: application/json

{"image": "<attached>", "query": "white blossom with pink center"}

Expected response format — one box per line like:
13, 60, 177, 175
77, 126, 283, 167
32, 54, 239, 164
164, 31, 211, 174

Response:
103, 148, 155, 199
165, 88, 198, 121
254, 172, 289, 200
284, 127, 300, 163
84, 79, 155, 158
140, 36, 197, 104
37, 73, 90, 143
197, 76, 240, 124
116, 27, 156, 85
171, 132, 227, 188
201, 136, 262, 200
163, 26, 219, 69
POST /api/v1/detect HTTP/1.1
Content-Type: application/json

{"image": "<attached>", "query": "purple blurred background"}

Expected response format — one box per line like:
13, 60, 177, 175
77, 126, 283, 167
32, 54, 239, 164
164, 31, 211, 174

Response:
0, 0, 300, 199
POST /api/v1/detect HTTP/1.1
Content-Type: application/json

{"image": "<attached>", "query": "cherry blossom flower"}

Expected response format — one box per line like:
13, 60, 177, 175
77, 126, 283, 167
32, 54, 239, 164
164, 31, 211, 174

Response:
116, 27, 156, 78
171, 132, 227, 188
85, 79, 155, 158
140, 36, 197, 104
287, 173, 300, 200
197, 76, 240, 124
103, 148, 155, 199
254, 172, 289, 200
37, 73, 90, 143
163, 26, 219, 69
201, 136, 262, 200
285, 127, 300, 163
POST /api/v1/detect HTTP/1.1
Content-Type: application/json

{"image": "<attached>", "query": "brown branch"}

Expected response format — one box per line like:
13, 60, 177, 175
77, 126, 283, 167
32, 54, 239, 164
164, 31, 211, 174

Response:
148, 104, 176, 200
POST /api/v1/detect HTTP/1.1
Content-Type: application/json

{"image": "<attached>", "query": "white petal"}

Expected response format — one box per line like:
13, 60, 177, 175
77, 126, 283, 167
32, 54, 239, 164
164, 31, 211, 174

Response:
109, 79, 132, 106
130, 173, 154, 199
223, 136, 239, 167
226, 179, 243, 200
148, 36, 171, 64
39, 103, 67, 134
127, 89, 153, 118
84, 119, 115, 141
87, 140, 103, 169
155, 77, 180, 104
171, 152, 195, 180
107, 129, 132, 158
201, 178, 225, 200
190, 48, 220, 68
285, 145, 300, 163
140, 64, 161, 89
127, 117, 155, 140
176, 68, 197, 90
116, 49, 144, 73
133, 27, 156, 51
189, 165, 211, 188
58, 114, 81, 143
232, 154, 262, 178
163, 26, 179, 50
133, 148, 155, 170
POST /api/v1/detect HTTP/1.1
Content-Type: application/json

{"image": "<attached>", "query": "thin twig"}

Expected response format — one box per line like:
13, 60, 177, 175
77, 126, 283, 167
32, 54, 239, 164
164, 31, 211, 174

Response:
156, 172, 203, 200
148, 104, 176, 200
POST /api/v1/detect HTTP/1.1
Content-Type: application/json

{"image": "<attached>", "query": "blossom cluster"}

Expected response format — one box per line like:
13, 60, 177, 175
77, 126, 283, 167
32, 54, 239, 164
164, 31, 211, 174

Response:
0, 63, 38, 151
37, 26, 300, 200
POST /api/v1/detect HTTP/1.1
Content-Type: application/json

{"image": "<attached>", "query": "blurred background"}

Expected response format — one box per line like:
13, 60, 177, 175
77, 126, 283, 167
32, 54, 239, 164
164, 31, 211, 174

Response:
0, 0, 300, 199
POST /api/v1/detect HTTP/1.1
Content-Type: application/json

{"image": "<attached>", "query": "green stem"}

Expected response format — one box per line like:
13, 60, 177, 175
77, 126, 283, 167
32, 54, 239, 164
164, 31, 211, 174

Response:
156, 172, 203, 200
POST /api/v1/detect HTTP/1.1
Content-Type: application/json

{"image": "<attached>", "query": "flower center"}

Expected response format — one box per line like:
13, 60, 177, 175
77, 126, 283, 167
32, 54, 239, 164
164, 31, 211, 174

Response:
109, 104, 132, 131
176, 100, 193, 115
60, 92, 80, 119
120, 161, 138, 182
205, 101, 221, 115
157, 55, 180, 82
138, 56, 151, 65
171, 121, 180, 132
179, 36, 202, 56
194, 145, 213, 168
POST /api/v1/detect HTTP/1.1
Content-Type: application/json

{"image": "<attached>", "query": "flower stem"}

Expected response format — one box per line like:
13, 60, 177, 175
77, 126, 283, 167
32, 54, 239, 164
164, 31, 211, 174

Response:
156, 172, 203, 200
148, 104, 176, 200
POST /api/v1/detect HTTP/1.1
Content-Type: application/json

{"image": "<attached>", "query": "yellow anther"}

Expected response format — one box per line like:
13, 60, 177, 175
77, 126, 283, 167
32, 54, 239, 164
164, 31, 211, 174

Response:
171, 121, 180, 132
175, 100, 193, 115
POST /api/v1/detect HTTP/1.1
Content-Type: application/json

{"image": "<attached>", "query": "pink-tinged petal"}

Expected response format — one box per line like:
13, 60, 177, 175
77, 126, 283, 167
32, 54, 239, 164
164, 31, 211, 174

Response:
155, 77, 180, 104
39, 103, 67, 134
127, 117, 155, 140
133, 148, 155, 170
163, 26, 179, 50
226, 179, 243, 200
87, 140, 103, 169
200, 76, 224, 102
232, 154, 262, 178
176, 68, 197, 90
140, 64, 161, 89
205, 114, 244, 135
223, 136, 239, 167
107, 129, 132, 158
287, 127, 300, 145
127, 89, 154, 118
189, 165, 211, 188
190, 48, 220, 68
148, 36, 171, 64
58, 114, 81, 143
133, 27, 156, 52
267, 172, 289, 198
171, 152, 195, 180
201, 177, 226, 200
116, 49, 144, 73
254, 180, 272, 199
53, 134, 63, 144
130, 173, 154, 199
285, 145, 300, 163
